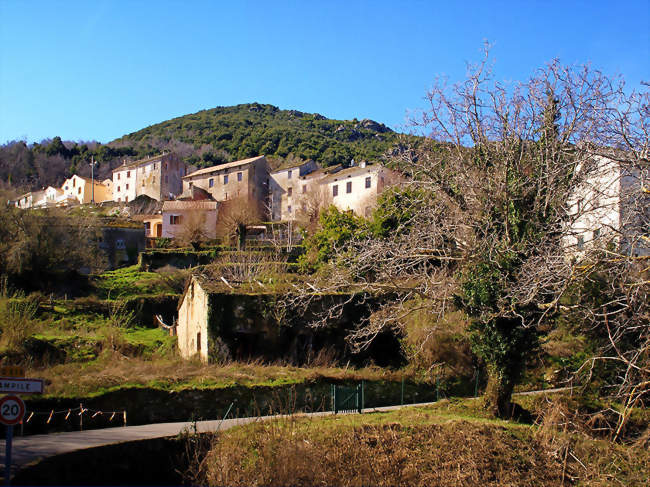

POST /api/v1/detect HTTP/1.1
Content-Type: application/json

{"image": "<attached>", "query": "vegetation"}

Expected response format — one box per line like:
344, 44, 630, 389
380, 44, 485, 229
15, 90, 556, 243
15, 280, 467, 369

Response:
0, 104, 416, 192
197, 395, 650, 486
292, 53, 649, 420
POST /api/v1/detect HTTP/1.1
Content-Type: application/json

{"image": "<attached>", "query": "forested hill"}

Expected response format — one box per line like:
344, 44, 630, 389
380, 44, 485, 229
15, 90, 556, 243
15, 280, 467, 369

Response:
114, 103, 408, 167
0, 103, 415, 194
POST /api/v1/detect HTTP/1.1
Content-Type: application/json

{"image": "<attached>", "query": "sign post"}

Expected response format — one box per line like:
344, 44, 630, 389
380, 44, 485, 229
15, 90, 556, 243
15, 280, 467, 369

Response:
0, 367, 42, 486
0, 395, 25, 486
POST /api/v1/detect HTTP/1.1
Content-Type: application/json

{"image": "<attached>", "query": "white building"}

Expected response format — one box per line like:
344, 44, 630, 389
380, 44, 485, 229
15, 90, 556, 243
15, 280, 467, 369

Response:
61, 175, 112, 205
566, 156, 649, 256
112, 152, 186, 203
319, 162, 398, 218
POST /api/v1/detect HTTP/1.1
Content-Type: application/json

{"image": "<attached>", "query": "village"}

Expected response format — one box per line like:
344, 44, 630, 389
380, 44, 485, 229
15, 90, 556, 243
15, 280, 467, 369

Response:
12, 152, 403, 247
1, 2, 648, 484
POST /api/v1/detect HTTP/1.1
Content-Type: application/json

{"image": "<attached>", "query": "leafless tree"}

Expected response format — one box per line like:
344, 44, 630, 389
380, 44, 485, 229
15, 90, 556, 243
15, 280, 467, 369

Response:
216, 196, 264, 249
289, 47, 649, 418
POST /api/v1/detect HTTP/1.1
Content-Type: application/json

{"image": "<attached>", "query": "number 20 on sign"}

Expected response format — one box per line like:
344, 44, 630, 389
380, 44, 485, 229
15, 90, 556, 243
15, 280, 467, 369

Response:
0, 395, 24, 426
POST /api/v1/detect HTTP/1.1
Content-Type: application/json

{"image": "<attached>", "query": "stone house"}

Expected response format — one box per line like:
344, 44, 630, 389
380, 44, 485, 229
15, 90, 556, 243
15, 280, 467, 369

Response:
268, 159, 319, 220
181, 155, 269, 212
176, 274, 401, 364
161, 200, 219, 240
61, 175, 112, 204
112, 152, 186, 203
99, 225, 146, 269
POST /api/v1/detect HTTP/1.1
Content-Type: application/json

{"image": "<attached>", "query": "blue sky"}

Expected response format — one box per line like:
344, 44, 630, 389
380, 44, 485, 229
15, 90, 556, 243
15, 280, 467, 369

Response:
1, 0, 648, 144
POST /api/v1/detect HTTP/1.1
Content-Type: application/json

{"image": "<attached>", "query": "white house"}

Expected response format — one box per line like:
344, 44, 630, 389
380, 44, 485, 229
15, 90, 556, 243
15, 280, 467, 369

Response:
319, 162, 398, 217
566, 155, 649, 256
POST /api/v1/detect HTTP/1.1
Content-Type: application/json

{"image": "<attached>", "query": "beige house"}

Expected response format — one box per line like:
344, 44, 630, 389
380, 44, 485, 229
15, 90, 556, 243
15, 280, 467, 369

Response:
62, 175, 112, 204
269, 160, 320, 220
182, 155, 269, 211
161, 200, 219, 240
143, 215, 163, 238
319, 162, 398, 217
112, 152, 186, 203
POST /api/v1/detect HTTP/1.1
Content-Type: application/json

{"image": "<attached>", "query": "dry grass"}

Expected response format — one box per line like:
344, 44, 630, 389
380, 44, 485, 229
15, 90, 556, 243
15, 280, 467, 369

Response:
27, 356, 407, 397
197, 405, 650, 487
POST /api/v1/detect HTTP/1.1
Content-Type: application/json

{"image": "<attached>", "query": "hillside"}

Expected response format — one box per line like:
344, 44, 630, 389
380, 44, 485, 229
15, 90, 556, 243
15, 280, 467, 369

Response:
112, 103, 410, 168
0, 104, 415, 193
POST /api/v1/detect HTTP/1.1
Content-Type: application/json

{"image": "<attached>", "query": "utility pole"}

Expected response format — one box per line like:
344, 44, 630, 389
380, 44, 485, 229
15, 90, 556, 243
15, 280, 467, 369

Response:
90, 156, 96, 204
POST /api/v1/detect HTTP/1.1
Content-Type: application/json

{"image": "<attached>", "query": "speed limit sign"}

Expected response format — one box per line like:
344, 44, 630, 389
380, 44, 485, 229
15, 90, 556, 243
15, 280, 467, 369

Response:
0, 395, 25, 426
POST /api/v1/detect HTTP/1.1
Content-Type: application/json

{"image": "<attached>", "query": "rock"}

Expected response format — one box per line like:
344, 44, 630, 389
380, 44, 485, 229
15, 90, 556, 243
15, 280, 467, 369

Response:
358, 119, 392, 133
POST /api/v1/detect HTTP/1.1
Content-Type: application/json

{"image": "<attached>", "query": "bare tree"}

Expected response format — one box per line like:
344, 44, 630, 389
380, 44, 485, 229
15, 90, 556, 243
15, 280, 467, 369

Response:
216, 196, 264, 249
290, 48, 649, 418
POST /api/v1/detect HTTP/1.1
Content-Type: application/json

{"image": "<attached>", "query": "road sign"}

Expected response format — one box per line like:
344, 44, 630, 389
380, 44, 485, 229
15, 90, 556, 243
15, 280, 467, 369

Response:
0, 366, 24, 378
0, 395, 25, 426
0, 378, 43, 395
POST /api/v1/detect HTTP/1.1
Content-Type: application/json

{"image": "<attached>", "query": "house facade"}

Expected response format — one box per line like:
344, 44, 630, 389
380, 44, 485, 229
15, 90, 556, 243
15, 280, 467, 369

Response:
16, 190, 46, 209
566, 156, 649, 256
161, 200, 219, 240
181, 155, 269, 210
61, 175, 112, 205
112, 152, 186, 203
319, 162, 398, 217
268, 160, 319, 220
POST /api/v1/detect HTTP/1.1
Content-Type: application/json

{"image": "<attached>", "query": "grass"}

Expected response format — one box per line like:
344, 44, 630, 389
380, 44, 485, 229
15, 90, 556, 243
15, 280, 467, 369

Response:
92, 265, 174, 299
196, 397, 650, 487
27, 358, 410, 398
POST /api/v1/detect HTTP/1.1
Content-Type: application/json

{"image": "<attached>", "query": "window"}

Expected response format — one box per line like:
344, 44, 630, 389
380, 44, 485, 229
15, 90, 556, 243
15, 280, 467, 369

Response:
165, 175, 168, 183
287, 170, 292, 179
142, 180, 145, 187
365, 176, 371, 189
333, 185, 339, 197
164, 162, 168, 170
144, 222, 151, 234
126, 184, 129, 190
153, 163, 156, 170
209, 178, 214, 188
117, 173, 120, 180
116, 239, 126, 250
197, 332, 201, 352
237, 172, 242, 182
64, 186, 68, 191
127, 171, 130, 178
170, 215, 181, 225
117, 186, 120, 192
72, 179, 76, 187
346, 181, 352, 193
78, 187, 81, 194
224, 175, 229, 184
577, 235, 585, 250
302, 184, 307, 194
288, 205, 292, 214
287, 187, 293, 197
